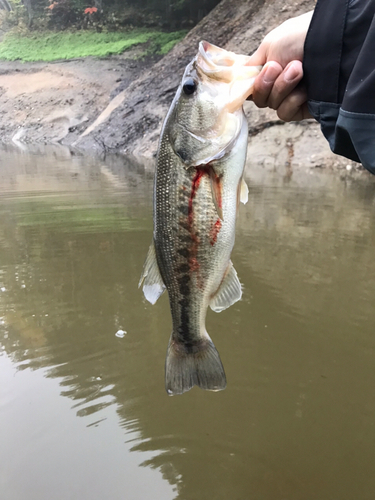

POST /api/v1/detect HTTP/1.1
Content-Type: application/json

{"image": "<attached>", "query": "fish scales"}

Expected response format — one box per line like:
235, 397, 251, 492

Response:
155, 139, 230, 344
139, 41, 260, 395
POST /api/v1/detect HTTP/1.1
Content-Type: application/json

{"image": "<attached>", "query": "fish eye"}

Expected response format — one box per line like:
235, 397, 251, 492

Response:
182, 78, 197, 95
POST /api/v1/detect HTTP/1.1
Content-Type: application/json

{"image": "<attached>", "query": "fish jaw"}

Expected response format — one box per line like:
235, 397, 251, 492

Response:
197, 41, 261, 112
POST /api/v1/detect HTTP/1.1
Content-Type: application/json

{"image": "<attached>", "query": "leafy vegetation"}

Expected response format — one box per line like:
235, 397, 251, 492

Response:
2, 0, 220, 31
0, 28, 187, 61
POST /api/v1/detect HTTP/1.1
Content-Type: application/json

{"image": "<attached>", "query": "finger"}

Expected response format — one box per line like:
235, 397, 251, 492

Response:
246, 45, 267, 67
251, 61, 283, 108
276, 85, 311, 122
246, 46, 267, 100
267, 60, 304, 110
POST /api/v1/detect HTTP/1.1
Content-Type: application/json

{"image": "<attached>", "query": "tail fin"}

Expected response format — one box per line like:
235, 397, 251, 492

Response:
165, 335, 227, 396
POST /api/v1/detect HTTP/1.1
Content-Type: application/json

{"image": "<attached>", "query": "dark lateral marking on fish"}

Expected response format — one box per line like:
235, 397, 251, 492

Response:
178, 247, 190, 258
178, 273, 190, 296
210, 218, 222, 246
177, 280, 196, 350
174, 167, 209, 346
179, 220, 190, 231
178, 263, 190, 273
179, 185, 189, 196
179, 235, 192, 244
178, 205, 189, 216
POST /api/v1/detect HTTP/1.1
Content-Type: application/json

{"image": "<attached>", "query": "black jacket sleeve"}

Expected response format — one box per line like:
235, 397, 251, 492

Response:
303, 0, 375, 175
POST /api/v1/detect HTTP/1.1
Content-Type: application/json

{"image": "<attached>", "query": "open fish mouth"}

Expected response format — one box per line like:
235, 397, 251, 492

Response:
197, 41, 261, 82
195, 41, 261, 112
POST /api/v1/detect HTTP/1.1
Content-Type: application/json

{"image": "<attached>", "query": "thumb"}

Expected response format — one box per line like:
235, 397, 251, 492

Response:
246, 44, 267, 67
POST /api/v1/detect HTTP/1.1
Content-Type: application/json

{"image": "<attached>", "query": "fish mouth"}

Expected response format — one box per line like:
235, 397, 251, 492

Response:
197, 40, 261, 81
196, 41, 261, 109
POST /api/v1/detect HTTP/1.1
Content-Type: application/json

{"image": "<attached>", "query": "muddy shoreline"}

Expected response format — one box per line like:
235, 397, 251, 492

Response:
0, 51, 157, 152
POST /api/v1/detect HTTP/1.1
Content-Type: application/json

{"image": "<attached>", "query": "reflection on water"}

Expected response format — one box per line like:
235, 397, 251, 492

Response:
1, 145, 375, 500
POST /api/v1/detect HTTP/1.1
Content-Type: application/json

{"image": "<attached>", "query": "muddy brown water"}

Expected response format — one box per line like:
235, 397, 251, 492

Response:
1, 145, 375, 500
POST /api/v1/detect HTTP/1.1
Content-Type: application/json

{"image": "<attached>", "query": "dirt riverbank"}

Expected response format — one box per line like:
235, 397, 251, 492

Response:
0, 0, 367, 174
0, 50, 155, 149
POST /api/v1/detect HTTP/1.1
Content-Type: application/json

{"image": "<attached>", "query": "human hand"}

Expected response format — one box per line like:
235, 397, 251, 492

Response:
247, 11, 313, 121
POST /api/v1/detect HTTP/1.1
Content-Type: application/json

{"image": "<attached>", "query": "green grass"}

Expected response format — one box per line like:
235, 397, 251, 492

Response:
0, 29, 188, 62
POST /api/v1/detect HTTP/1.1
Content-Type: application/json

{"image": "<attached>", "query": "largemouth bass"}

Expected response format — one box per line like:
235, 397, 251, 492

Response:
139, 41, 260, 395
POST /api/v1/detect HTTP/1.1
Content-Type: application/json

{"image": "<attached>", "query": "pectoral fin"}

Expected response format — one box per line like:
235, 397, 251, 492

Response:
236, 177, 249, 214
208, 166, 224, 221
240, 177, 249, 204
210, 261, 242, 313
139, 242, 166, 305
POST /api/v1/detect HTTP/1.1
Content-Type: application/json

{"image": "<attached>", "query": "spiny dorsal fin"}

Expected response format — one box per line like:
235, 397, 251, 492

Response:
138, 242, 166, 305
210, 261, 242, 313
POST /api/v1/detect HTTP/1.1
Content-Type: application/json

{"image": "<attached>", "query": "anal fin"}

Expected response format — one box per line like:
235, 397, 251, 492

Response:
139, 242, 166, 305
210, 261, 242, 313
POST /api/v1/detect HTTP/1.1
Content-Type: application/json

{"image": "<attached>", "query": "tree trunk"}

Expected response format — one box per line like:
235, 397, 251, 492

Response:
165, 0, 171, 22
22, 0, 33, 26
0, 0, 12, 11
